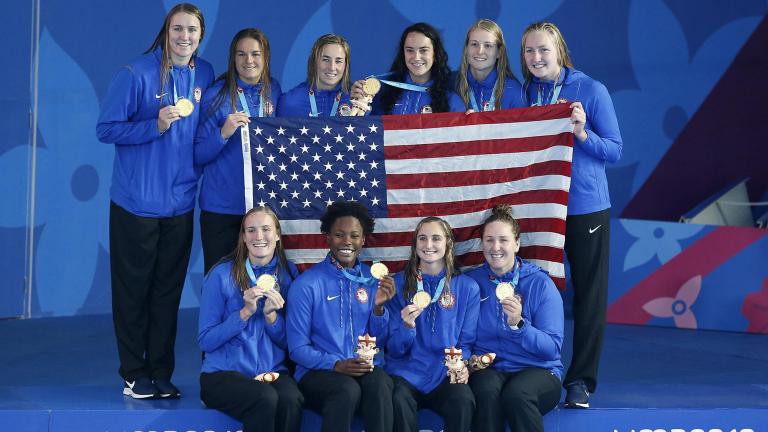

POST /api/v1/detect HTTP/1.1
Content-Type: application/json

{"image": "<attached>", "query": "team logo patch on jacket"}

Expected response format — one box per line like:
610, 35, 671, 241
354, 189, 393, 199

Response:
355, 287, 369, 304
439, 292, 455, 309
194, 87, 202, 102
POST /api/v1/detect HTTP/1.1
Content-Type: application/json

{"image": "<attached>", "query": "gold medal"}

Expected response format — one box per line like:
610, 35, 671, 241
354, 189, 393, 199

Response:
370, 262, 389, 280
256, 274, 276, 291
362, 77, 382, 95
412, 291, 431, 309
175, 98, 194, 117
495, 282, 514, 300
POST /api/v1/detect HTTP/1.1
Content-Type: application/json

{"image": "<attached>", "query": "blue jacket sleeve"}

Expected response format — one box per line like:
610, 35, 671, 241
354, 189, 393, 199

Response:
198, 273, 247, 353
286, 280, 342, 370
500, 276, 563, 361
264, 313, 287, 349
385, 292, 416, 357
457, 278, 480, 359
96, 66, 162, 145
194, 87, 228, 166
579, 81, 622, 163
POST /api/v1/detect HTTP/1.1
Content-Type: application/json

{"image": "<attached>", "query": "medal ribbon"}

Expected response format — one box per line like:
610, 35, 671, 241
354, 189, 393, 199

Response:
171, 59, 196, 103
244, 257, 279, 287
488, 257, 521, 330
416, 269, 446, 304
370, 73, 430, 93
309, 88, 341, 117
469, 85, 496, 112
237, 87, 266, 118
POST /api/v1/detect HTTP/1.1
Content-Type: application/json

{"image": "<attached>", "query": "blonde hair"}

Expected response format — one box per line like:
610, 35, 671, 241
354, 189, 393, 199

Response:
520, 21, 573, 83
456, 19, 515, 111
306, 34, 351, 94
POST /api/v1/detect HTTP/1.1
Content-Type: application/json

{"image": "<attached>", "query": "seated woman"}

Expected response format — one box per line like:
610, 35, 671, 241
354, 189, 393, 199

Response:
385, 216, 480, 432
449, 19, 523, 112
277, 34, 353, 117
198, 206, 303, 432
286, 201, 396, 432
465, 204, 564, 432
195, 28, 282, 274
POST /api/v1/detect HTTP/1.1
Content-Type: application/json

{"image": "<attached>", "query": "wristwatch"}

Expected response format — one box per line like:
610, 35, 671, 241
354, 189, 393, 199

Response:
510, 319, 525, 330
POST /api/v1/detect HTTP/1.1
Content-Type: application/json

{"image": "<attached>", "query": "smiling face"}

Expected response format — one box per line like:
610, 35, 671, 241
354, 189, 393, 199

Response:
315, 43, 346, 90
326, 216, 364, 268
524, 30, 560, 82
415, 221, 447, 272
482, 220, 520, 275
403, 31, 434, 84
167, 12, 201, 65
242, 211, 279, 266
466, 28, 499, 78
235, 37, 264, 85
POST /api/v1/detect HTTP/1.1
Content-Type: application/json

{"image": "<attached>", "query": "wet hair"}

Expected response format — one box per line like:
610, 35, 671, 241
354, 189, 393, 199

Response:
145, 3, 205, 105
456, 19, 516, 111
481, 204, 521, 241
320, 201, 375, 236
210, 28, 273, 115
379, 22, 451, 114
520, 21, 573, 84
306, 34, 351, 94
402, 216, 460, 301
222, 206, 293, 293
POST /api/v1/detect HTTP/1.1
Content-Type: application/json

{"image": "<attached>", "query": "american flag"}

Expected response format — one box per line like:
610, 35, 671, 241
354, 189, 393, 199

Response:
245, 105, 573, 288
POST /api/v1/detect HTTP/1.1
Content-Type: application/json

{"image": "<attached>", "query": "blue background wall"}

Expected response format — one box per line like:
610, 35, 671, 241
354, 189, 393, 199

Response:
1, 0, 766, 320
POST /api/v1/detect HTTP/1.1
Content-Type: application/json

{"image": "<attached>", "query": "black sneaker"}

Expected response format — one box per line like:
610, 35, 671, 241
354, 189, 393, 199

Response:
564, 380, 590, 408
123, 377, 158, 399
154, 378, 181, 399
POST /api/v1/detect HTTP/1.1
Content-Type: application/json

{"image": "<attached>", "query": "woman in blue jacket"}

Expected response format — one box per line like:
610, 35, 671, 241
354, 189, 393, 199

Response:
465, 205, 564, 432
449, 19, 524, 112
199, 206, 303, 432
277, 34, 353, 117
195, 28, 282, 274
520, 21, 623, 409
385, 217, 480, 432
286, 201, 396, 432
96, 2, 214, 400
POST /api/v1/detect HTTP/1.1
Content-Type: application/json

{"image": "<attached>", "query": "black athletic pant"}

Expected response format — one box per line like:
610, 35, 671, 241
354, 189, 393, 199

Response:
470, 367, 561, 432
299, 368, 394, 432
200, 371, 304, 432
109, 202, 193, 382
200, 210, 242, 275
563, 208, 610, 392
392, 375, 475, 432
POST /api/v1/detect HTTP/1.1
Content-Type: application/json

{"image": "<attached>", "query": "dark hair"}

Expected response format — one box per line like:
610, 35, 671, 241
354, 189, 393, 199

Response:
320, 201, 375, 236
379, 22, 451, 114
481, 204, 521, 241
402, 216, 460, 301
144, 3, 205, 105
210, 28, 273, 115
219, 206, 293, 293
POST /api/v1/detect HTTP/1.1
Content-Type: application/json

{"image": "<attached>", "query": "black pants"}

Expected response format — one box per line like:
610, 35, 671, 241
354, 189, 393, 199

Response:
563, 208, 610, 392
200, 371, 304, 432
109, 202, 193, 382
470, 367, 561, 432
200, 210, 242, 275
299, 368, 393, 432
392, 375, 475, 432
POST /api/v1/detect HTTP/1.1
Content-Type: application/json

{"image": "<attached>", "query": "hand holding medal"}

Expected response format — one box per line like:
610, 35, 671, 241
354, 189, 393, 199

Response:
257, 274, 285, 316
175, 97, 194, 117
371, 263, 395, 310
348, 77, 381, 116
495, 282, 514, 301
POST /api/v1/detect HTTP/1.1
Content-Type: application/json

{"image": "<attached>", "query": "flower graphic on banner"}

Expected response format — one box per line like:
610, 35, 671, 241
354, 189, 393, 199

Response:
621, 219, 704, 271
642, 275, 701, 329
741, 278, 768, 334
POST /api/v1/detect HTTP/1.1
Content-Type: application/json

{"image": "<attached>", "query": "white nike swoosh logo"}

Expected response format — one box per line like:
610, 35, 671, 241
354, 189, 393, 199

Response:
589, 225, 602, 234
155, 92, 168, 99
480, 296, 490, 302
326, 295, 340, 301
126, 380, 135, 389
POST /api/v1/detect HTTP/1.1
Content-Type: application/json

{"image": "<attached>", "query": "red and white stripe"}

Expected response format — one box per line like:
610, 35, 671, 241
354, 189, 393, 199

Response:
284, 105, 573, 288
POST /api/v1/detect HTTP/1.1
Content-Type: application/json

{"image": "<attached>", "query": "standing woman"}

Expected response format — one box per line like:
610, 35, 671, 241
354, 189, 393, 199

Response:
449, 19, 524, 112
521, 22, 623, 408
195, 28, 282, 274
96, 3, 214, 399
370, 22, 453, 115
199, 206, 303, 432
286, 201, 396, 432
466, 205, 563, 432
277, 34, 353, 117
386, 217, 480, 432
